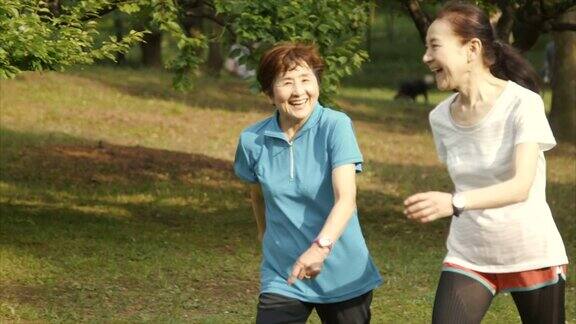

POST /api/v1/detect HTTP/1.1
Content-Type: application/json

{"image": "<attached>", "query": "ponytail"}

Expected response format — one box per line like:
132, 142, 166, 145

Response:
491, 40, 541, 93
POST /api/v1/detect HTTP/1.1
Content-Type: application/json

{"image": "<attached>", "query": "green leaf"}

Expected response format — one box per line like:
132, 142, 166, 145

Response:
118, 3, 141, 14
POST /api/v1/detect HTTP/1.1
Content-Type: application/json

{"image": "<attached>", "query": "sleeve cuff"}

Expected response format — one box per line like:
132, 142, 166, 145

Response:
332, 158, 363, 173
234, 167, 258, 183
514, 137, 557, 152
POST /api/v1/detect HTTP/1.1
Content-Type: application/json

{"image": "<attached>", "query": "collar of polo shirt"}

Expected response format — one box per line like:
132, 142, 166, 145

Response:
264, 102, 323, 142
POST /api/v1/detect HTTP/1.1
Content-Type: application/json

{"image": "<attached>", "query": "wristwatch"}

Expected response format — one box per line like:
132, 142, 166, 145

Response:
313, 237, 334, 251
452, 193, 466, 217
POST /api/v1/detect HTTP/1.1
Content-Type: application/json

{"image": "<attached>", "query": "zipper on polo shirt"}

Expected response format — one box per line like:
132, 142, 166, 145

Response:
288, 141, 294, 181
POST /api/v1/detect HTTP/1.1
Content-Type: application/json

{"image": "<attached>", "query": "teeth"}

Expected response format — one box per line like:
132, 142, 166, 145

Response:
290, 99, 307, 105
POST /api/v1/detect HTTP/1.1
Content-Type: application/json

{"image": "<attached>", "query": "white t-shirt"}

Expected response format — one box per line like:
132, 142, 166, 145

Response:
429, 81, 568, 273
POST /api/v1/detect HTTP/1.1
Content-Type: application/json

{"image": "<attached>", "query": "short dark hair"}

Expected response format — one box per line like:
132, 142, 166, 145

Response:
257, 42, 325, 96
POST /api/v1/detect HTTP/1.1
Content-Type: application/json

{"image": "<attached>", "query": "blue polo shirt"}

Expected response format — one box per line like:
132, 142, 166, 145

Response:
234, 103, 382, 303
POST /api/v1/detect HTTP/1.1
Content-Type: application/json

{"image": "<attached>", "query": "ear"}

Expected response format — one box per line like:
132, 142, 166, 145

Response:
467, 38, 483, 63
266, 92, 275, 105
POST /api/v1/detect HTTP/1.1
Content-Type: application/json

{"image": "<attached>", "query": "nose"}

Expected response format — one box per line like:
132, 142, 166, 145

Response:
422, 49, 432, 65
292, 81, 305, 96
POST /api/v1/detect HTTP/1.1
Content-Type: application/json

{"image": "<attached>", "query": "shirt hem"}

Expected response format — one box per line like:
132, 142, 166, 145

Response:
443, 256, 569, 273
260, 278, 383, 304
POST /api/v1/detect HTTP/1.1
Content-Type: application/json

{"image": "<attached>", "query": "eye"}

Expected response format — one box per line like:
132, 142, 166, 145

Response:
302, 78, 310, 83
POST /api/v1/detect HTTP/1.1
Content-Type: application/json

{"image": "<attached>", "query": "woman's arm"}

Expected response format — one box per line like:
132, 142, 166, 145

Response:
250, 184, 266, 241
317, 164, 358, 240
457, 142, 539, 209
288, 164, 357, 284
404, 142, 539, 223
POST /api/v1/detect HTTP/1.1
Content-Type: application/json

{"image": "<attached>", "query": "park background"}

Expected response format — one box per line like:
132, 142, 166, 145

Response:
1, 1, 574, 323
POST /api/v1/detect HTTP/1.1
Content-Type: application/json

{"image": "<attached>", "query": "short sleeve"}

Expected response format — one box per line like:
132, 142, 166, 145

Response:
329, 116, 363, 172
429, 112, 447, 164
233, 135, 258, 183
514, 95, 556, 151
430, 126, 447, 164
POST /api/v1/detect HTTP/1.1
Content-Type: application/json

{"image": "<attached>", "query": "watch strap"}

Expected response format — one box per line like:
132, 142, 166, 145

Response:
313, 237, 334, 251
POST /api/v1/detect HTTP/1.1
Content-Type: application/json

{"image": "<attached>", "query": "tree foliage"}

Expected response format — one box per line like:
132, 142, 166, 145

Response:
0, 0, 146, 79
217, 0, 369, 97
1, 0, 370, 98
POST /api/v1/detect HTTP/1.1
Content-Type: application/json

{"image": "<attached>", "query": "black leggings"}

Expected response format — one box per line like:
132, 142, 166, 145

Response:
432, 271, 566, 324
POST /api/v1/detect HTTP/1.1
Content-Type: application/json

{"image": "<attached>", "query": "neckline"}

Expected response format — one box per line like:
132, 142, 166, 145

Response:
447, 80, 512, 131
264, 102, 323, 142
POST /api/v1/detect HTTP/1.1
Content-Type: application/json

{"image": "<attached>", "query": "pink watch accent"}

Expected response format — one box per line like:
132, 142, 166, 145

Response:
313, 237, 334, 251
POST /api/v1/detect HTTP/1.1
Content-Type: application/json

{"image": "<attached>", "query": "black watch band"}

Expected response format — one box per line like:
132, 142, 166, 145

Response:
452, 203, 461, 217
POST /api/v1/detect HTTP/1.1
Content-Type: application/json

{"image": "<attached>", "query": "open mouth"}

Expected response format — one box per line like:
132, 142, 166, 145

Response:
431, 67, 443, 75
289, 98, 308, 106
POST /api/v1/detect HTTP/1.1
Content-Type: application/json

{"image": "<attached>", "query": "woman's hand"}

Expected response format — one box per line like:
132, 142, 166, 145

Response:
287, 244, 330, 285
404, 191, 453, 223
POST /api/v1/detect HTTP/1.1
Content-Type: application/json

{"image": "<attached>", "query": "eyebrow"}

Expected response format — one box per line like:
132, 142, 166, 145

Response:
277, 71, 315, 81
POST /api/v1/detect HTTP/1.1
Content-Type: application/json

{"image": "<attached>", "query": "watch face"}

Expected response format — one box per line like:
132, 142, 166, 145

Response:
318, 238, 332, 247
453, 194, 466, 209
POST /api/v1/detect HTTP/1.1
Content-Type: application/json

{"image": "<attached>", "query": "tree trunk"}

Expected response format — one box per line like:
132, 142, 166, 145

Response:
48, 0, 61, 16
511, 1, 544, 51
366, 2, 375, 56
204, 16, 223, 76
549, 8, 576, 143
206, 40, 223, 75
141, 31, 162, 68
401, 0, 431, 43
495, 0, 515, 42
386, 10, 395, 42
114, 13, 126, 65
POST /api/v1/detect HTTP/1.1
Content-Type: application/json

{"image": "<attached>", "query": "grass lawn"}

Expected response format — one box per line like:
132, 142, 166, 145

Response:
0, 65, 574, 323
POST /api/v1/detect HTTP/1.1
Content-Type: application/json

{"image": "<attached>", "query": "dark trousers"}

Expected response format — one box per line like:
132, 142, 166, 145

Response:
256, 290, 373, 324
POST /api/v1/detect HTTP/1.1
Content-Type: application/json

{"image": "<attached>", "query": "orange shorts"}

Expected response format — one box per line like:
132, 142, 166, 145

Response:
442, 262, 567, 295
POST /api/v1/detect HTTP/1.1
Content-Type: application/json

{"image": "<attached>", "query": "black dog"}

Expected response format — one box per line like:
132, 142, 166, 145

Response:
394, 76, 434, 103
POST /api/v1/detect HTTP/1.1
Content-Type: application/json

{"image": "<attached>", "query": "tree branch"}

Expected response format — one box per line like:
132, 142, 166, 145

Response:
77, 0, 145, 22
185, 12, 237, 39
201, 0, 215, 11
511, 0, 543, 51
549, 22, 576, 31
495, 0, 515, 42
80, 5, 119, 21
400, 0, 431, 43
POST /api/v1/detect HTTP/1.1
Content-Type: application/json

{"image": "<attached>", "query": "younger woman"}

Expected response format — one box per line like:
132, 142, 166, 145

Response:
404, 3, 568, 323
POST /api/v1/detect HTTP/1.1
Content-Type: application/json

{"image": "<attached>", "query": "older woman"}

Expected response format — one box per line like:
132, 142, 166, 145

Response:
234, 43, 382, 323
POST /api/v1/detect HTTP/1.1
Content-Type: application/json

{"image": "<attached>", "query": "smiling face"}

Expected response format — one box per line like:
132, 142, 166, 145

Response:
271, 62, 320, 125
422, 19, 470, 91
